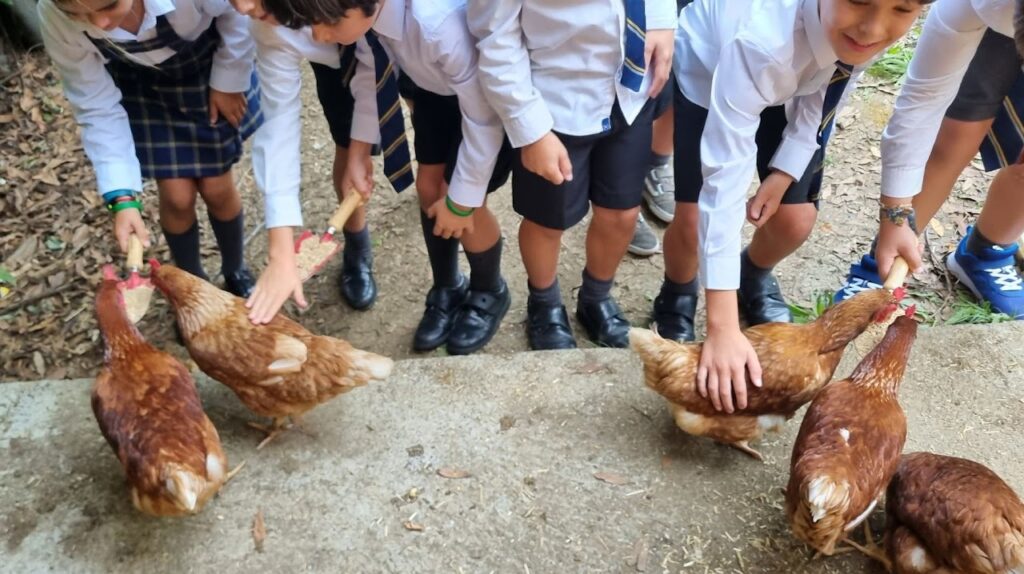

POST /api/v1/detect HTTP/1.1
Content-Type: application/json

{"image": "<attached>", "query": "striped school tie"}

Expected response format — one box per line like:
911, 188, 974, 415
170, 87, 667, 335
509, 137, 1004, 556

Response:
365, 31, 414, 192
818, 61, 854, 146
621, 0, 647, 92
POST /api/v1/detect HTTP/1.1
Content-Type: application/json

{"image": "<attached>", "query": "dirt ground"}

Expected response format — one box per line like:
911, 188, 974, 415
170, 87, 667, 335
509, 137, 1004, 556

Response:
0, 52, 998, 381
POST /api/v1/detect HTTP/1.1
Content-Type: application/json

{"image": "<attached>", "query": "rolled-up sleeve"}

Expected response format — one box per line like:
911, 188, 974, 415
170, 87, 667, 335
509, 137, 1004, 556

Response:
880, 0, 987, 199
349, 38, 382, 146
467, 0, 553, 148
251, 24, 304, 228
207, 0, 256, 92
698, 39, 783, 290
646, 0, 679, 30
770, 89, 826, 179
39, 0, 142, 197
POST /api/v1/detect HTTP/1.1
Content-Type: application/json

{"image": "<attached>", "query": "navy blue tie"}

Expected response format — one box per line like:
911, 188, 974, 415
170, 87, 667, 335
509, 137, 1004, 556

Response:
818, 62, 854, 146
621, 0, 646, 92
365, 31, 414, 192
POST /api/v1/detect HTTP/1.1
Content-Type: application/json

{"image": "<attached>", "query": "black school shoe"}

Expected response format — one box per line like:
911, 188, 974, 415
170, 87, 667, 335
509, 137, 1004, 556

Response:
447, 280, 512, 355
575, 297, 631, 348
339, 250, 378, 311
413, 275, 469, 352
526, 299, 577, 350
224, 267, 256, 298
650, 291, 697, 342
738, 271, 792, 325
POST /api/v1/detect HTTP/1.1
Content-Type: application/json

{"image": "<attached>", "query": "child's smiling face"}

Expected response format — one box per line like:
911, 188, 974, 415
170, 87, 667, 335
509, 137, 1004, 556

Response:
58, 0, 135, 31
821, 0, 923, 65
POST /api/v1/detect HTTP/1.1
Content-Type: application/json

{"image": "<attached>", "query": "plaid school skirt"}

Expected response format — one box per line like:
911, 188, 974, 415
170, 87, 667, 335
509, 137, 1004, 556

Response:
980, 72, 1024, 170
92, 16, 263, 180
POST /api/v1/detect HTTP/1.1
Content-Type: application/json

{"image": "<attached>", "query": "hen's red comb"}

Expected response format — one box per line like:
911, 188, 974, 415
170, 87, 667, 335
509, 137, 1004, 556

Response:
892, 286, 907, 301
148, 258, 162, 270
904, 304, 917, 319
102, 264, 118, 281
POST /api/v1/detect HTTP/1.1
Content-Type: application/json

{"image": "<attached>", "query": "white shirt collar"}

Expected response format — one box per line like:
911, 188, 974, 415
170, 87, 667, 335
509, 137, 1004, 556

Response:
372, 0, 405, 42
802, 0, 838, 68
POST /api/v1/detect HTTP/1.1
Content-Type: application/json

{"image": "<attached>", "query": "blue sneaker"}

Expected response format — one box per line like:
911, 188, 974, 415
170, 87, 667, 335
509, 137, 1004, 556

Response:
946, 229, 1024, 319
834, 253, 884, 303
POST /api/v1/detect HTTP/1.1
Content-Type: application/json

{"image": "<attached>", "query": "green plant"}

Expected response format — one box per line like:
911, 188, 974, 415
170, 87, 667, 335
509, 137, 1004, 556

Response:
945, 292, 1013, 325
867, 43, 913, 82
788, 291, 835, 324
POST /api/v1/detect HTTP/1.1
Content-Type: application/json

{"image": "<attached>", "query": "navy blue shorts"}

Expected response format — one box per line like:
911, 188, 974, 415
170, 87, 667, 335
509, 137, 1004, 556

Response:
310, 60, 357, 148
512, 99, 655, 230
410, 87, 512, 194
673, 88, 823, 207
946, 29, 1021, 123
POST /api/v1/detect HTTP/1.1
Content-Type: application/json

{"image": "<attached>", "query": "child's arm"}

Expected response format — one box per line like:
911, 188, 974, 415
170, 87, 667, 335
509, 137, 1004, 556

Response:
425, 10, 509, 237
878, 1, 989, 278
696, 38, 785, 412
467, 0, 571, 185
645, 0, 680, 97
37, 0, 149, 252
246, 24, 308, 324
345, 38, 382, 200
206, 0, 257, 126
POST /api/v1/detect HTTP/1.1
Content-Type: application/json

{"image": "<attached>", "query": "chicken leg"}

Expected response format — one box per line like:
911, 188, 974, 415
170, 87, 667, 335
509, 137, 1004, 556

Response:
844, 522, 892, 571
730, 440, 764, 461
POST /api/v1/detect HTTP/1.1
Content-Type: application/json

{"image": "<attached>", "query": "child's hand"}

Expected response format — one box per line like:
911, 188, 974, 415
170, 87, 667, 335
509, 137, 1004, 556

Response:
426, 197, 475, 240
698, 291, 763, 413
113, 208, 150, 253
645, 29, 675, 97
747, 170, 793, 227
876, 204, 924, 279
343, 141, 375, 199
245, 228, 307, 325
209, 88, 247, 128
521, 132, 573, 185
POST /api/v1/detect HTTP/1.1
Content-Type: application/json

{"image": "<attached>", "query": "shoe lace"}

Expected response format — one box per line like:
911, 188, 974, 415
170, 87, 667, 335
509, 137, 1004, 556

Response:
838, 276, 880, 299
987, 264, 1024, 291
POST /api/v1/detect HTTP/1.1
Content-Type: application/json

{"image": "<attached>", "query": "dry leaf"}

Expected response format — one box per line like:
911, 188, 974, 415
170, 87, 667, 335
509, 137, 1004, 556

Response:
33, 171, 60, 187
32, 351, 45, 377
594, 472, 629, 486
633, 539, 649, 572
929, 219, 946, 237
437, 468, 471, 479
252, 510, 266, 552
0, 114, 14, 123
402, 521, 424, 532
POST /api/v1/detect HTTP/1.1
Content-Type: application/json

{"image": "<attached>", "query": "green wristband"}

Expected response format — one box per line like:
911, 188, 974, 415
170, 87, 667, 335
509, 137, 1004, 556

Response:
110, 199, 142, 213
445, 196, 475, 217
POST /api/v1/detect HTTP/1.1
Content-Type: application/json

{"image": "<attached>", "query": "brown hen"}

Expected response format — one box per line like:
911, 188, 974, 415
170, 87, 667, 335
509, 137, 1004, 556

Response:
94, 265, 229, 516
786, 314, 918, 556
630, 288, 903, 459
150, 262, 394, 448
874, 452, 1024, 573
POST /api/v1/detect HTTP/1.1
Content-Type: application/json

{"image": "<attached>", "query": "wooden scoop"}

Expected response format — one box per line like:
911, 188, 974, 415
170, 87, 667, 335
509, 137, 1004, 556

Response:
118, 234, 155, 324
850, 255, 911, 359
294, 193, 365, 282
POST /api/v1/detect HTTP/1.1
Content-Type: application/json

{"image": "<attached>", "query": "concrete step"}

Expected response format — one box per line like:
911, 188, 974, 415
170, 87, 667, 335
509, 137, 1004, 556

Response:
2, 322, 1022, 573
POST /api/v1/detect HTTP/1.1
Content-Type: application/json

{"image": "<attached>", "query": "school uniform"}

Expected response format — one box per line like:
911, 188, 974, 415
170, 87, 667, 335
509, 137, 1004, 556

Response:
39, 0, 261, 193
347, 0, 513, 355
39, 0, 261, 295
468, 0, 678, 232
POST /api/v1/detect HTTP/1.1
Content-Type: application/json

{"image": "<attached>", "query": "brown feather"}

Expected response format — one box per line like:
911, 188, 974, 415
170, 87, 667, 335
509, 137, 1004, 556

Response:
94, 277, 226, 516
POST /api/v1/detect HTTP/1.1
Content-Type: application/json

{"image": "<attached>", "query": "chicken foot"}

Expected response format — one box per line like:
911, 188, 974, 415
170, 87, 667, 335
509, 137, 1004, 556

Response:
844, 522, 892, 571
729, 440, 764, 461
249, 415, 313, 450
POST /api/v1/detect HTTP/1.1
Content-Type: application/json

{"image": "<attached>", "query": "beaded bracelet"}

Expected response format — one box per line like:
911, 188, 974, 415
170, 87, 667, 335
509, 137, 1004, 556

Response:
445, 196, 475, 217
109, 199, 142, 213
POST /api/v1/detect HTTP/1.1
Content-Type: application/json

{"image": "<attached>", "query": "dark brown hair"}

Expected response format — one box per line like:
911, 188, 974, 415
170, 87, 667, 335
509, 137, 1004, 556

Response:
262, 0, 378, 29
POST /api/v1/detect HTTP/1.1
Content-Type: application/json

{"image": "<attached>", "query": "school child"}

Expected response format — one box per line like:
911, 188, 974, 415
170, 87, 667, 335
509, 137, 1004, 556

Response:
654, 0, 928, 413
468, 0, 678, 350
835, 0, 1024, 319
39, 0, 262, 296
253, 0, 514, 355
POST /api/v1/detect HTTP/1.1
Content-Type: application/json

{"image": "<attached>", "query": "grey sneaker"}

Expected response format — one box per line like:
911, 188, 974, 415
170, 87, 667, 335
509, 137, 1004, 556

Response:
628, 213, 661, 257
644, 162, 675, 223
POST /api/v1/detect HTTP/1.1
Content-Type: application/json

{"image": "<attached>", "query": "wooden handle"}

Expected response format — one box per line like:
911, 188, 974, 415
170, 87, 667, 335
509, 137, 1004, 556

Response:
327, 193, 365, 231
126, 234, 144, 270
883, 256, 909, 290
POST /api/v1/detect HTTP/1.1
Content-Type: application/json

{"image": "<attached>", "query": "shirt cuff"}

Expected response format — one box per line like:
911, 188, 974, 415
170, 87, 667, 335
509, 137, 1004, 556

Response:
768, 136, 818, 180
446, 178, 486, 209
880, 166, 925, 199
209, 63, 253, 94
350, 111, 381, 145
505, 98, 555, 148
264, 192, 303, 228
95, 162, 143, 196
699, 254, 741, 291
